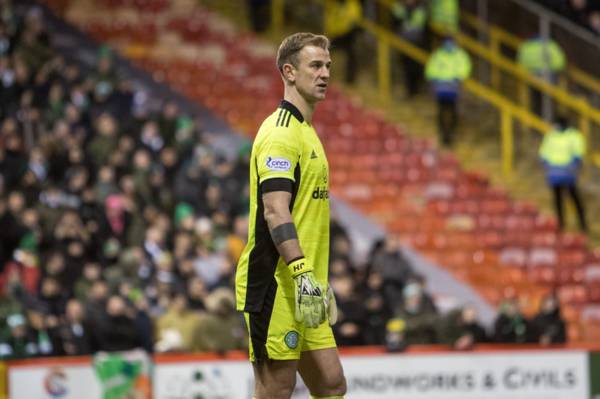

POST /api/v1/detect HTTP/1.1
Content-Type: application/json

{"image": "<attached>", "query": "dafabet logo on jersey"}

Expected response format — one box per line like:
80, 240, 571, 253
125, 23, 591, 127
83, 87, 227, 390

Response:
266, 156, 291, 172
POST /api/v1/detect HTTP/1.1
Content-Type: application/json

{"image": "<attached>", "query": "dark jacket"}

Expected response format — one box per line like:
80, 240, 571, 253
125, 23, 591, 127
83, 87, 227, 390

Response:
332, 297, 367, 346
95, 315, 141, 352
58, 322, 94, 356
493, 313, 533, 344
531, 309, 566, 344
439, 309, 488, 346
396, 303, 438, 345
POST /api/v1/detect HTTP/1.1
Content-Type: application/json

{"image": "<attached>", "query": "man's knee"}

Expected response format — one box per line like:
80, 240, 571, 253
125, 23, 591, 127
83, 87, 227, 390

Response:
333, 374, 347, 395
260, 386, 295, 399
318, 373, 347, 396
253, 360, 297, 399
256, 384, 295, 399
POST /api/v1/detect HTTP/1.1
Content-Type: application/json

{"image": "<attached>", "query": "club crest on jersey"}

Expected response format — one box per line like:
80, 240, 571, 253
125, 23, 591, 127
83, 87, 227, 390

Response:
266, 156, 291, 172
284, 331, 299, 349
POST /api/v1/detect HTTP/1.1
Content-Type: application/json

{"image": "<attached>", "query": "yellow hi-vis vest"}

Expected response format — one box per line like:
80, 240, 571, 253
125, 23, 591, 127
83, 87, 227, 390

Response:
430, 0, 459, 33
325, 0, 362, 38
539, 128, 585, 166
425, 46, 471, 82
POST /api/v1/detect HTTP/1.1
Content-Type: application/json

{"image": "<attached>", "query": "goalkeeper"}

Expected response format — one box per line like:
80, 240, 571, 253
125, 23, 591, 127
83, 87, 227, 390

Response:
235, 32, 346, 399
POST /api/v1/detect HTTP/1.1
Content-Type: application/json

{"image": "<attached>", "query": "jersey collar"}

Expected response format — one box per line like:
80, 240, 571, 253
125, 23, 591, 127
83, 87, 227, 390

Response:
279, 100, 304, 124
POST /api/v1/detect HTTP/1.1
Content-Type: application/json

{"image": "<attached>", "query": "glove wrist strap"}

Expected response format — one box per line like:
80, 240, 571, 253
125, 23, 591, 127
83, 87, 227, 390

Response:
287, 257, 313, 279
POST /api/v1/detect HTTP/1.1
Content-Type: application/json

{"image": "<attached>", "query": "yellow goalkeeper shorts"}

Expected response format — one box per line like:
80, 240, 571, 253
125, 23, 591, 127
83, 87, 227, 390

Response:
243, 280, 336, 362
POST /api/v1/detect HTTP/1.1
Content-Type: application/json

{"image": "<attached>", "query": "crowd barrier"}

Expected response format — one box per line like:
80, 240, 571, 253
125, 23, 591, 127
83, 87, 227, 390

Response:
3, 344, 600, 399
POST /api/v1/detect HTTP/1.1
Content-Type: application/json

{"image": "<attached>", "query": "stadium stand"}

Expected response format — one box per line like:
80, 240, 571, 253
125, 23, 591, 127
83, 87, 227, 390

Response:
1, 0, 599, 365
54, 0, 600, 340
534, 0, 600, 35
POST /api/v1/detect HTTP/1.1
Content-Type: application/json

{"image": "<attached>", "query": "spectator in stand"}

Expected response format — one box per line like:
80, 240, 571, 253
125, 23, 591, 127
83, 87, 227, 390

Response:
425, 35, 471, 146
588, 10, 600, 34
363, 267, 389, 345
194, 288, 246, 353
392, 0, 427, 97
517, 33, 565, 116
37, 276, 67, 318
565, 0, 592, 26
155, 292, 200, 352
430, 0, 459, 33
246, 0, 270, 33
0, 196, 27, 273
25, 306, 61, 357
370, 235, 415, 311
493, 298, 533, 344
531, 293, 566, 345
393, 282, 439, 345
325, 0, 362, 83
0, 313, 35, 359
186, 276, 208, 311
439, 304, 488, 350
0, 2, 420, 360
535, 0, 600, 34
330, 272, 367, 346
94, 295, 141, 352
14, 8, 52, 74
539, 115, 587, 232
74, 262, 101, 302
58, 299, 93, 356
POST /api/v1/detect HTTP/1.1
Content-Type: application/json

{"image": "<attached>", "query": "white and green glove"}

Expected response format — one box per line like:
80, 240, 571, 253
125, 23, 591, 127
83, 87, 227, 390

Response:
288, 258, 326, 328
325, 285, 338, 326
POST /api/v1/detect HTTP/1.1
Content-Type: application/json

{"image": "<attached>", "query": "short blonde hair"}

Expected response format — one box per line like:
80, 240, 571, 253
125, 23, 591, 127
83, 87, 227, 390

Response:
276, 32, 330, 74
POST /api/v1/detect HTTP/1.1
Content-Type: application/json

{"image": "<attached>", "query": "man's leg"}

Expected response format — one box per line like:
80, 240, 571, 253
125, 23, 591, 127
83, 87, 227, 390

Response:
567, 184, 587, 232
552, 184, 564, 230
298, 348, 346, 398
252, 359, 298, 399
438, 98, 453, 146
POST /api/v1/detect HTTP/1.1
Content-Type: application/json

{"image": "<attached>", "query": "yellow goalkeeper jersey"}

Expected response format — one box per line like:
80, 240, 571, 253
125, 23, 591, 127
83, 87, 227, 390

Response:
236, 100, 330, 313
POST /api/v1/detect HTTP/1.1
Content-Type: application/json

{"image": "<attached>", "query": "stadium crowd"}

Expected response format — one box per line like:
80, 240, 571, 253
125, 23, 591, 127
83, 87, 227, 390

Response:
0, 1, 568, 360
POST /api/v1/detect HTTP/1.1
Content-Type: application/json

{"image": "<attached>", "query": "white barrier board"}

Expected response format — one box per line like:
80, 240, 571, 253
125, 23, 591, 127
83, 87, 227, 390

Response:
8, 350, 591, 399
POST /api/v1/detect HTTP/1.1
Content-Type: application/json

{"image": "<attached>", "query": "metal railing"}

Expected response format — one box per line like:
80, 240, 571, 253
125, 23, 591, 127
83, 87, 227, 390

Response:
357, 17, 550, 177
376, 0, 600, 161
270, 0, 600, 173
460, 11, 600, 108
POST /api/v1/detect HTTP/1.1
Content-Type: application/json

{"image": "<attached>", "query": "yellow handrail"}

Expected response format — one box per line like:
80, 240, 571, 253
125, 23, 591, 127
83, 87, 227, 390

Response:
373, 0, 598, 165
314, 0, 598, 172
355, 18, 552, 176
461, 10, 600, 99
425, 22, 600, 127
271, 0, 284, 39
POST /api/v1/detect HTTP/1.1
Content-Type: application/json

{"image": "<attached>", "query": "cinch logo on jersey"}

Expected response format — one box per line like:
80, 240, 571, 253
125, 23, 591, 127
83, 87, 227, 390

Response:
312, 187, 329, 200
266, 156, 291, 171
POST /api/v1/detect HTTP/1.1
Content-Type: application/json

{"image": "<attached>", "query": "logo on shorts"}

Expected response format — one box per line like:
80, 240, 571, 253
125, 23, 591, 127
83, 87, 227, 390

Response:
266, 156, 291, 172
284, 331, 299, 349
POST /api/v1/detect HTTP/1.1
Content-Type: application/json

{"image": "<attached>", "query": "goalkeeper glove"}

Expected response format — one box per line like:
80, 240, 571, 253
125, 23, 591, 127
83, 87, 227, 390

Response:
325, 285, 338, 326
288, 258, 326, 328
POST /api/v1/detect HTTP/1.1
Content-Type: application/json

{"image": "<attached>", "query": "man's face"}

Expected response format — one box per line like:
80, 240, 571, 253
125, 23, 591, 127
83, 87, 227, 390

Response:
288, 45, 331, 104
